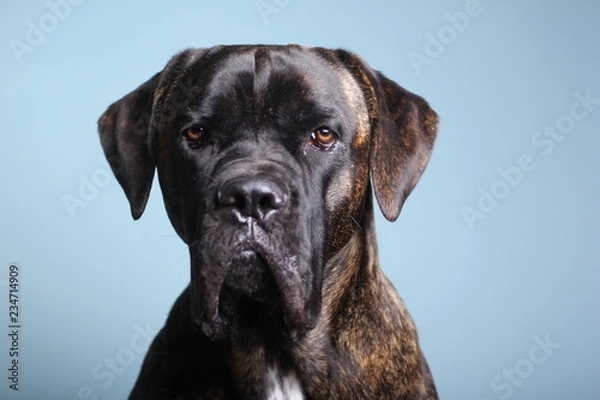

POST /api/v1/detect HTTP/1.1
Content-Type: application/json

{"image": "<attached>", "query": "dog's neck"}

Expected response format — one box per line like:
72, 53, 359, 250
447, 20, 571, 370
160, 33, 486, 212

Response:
322, 204, 381, 311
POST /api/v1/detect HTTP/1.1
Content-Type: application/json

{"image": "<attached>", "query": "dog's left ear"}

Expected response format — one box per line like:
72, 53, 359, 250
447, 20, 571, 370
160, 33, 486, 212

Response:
337, 51, 439, 221
368, 72, 438, 221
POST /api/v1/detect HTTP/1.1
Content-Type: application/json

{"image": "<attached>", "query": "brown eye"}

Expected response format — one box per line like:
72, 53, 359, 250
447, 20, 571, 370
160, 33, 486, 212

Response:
183, 125, 206, 145
310, 127, 337, 150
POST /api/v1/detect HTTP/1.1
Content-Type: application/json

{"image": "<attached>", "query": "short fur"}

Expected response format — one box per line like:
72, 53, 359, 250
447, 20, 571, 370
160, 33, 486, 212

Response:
98, 44, 439, 399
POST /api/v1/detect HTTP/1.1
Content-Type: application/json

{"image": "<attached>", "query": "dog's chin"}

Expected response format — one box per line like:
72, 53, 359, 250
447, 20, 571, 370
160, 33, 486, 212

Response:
221, 250, 278, 302
192, 248, 315, 341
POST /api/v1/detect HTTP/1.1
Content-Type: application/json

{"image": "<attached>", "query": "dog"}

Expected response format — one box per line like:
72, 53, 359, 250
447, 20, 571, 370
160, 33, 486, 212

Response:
98, 44, 439, 400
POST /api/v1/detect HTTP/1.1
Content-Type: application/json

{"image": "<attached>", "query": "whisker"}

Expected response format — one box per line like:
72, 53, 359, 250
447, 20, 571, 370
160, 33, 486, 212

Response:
348, 214, 365, 234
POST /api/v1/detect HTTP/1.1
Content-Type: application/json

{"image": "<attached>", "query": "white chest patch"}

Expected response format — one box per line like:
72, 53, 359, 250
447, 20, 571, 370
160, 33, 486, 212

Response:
265, 366, 305, 400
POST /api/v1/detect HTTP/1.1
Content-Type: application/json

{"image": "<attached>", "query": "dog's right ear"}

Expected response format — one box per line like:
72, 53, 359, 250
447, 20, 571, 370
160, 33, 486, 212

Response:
98, 73, 161, 220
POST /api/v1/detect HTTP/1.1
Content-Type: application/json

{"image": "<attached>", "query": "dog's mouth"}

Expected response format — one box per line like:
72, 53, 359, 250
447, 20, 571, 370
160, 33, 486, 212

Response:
222, 250, 278, 301
190, 227, 313, 340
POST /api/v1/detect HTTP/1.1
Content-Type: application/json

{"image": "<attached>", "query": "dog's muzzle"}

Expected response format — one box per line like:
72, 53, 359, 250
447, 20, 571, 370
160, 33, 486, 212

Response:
190, 162, 316, 339
216, 175, 291, 300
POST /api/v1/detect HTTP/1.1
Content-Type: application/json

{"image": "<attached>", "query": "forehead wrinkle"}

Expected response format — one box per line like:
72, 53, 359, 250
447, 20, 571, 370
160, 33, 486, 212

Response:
190, 47, 365, 130
205, 48, 279, 117
192, 51, 256, 119
253, 47, 273, 105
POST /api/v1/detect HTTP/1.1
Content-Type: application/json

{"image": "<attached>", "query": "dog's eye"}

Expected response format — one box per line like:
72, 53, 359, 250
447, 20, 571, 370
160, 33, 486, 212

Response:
183, 125, 207, 145
310, 127, 337, 150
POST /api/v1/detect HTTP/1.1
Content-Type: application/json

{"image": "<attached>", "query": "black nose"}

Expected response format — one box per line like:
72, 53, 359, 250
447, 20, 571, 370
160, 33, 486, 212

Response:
217, 178, 288, 220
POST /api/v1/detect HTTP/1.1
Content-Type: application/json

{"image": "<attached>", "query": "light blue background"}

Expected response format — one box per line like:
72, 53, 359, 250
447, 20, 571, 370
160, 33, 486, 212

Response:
1, 1, 599, 399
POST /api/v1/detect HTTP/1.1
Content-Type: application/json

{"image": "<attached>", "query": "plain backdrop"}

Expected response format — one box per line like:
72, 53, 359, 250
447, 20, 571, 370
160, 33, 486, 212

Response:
1, 1, 599, 399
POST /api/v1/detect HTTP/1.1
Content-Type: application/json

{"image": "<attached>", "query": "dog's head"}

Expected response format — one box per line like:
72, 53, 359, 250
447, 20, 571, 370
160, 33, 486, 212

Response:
98, 45, 437, 339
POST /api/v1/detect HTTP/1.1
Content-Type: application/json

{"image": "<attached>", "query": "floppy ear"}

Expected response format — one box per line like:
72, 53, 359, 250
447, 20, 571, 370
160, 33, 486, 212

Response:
368, 72, 438, 221
333, 50, 438, 221
98, 73, 160, 220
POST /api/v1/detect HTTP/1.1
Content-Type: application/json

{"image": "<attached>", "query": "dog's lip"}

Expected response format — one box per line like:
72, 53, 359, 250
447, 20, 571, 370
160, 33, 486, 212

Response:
222, 249, 276, 301
195, 238, 309, 333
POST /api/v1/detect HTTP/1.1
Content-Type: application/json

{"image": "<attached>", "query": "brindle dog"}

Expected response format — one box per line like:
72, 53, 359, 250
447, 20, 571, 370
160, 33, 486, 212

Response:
98, 44, 439, 400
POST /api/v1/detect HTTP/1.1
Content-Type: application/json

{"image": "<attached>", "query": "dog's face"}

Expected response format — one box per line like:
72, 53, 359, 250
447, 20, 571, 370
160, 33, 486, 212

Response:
99, 45, 438, 340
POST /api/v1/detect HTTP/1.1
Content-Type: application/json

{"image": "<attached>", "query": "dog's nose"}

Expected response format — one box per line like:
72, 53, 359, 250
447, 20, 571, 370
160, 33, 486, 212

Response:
217, 178, 288, 220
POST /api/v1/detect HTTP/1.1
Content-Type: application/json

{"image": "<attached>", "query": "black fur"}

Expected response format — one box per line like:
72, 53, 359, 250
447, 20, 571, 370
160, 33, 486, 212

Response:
98, 45, 439, 399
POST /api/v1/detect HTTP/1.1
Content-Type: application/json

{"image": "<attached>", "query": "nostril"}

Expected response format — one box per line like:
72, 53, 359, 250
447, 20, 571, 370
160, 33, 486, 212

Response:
258, 194, 273, 209
230, 194, 247, 210
256, 191, 285, 211
217, 190, 249, 212
235, 194, 247, 211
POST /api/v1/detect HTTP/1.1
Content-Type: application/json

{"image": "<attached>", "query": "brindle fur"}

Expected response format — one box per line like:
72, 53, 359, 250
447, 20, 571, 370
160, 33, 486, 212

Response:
98, 44, 439, 399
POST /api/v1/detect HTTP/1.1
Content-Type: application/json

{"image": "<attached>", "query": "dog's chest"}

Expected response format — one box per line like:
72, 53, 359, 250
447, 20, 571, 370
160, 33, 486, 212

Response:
265, 366, 304, 400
